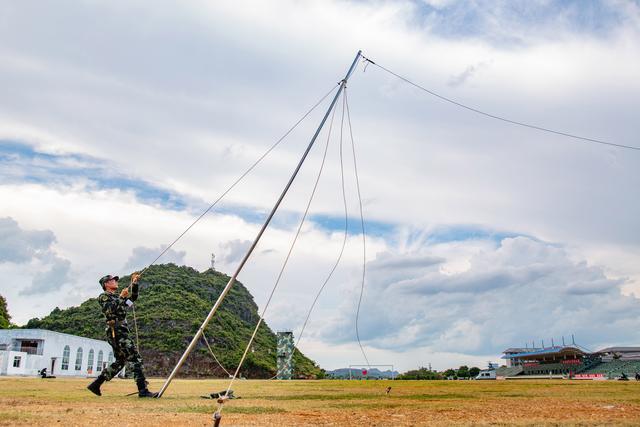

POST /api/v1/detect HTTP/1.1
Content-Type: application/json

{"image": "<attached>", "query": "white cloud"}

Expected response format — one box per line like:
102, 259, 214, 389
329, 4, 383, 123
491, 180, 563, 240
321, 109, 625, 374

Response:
123, 245, 187, 272
0, 217, 56, 263
0, 0, 639, 370
22, 258, 71, 296
0, 182, 388, 326
0, 217, 72, 296
322, 236, 639, 357
218, 239, 253, 265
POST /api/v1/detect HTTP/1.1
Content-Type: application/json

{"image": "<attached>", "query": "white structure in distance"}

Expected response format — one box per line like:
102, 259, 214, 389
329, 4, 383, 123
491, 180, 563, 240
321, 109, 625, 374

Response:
0, 329, 113, 377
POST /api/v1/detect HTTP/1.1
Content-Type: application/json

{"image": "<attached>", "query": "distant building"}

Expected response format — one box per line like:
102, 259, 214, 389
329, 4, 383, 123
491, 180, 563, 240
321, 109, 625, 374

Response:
501, 345, 591, 376
0, 329, 112, 378
499, 342, 640, 379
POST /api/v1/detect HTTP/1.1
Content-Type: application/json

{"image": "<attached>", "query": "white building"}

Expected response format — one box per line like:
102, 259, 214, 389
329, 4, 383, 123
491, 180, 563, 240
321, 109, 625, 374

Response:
0, 329, 113, 378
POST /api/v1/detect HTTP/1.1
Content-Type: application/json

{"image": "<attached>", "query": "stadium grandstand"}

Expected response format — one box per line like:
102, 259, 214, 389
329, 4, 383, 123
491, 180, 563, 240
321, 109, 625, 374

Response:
580, 347, 640, 379
497, 340, 640, 379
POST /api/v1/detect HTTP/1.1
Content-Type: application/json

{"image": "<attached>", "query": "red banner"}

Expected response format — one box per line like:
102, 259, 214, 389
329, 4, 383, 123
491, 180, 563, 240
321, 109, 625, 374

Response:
574, 373, 605, 379
561, 359, 581, 365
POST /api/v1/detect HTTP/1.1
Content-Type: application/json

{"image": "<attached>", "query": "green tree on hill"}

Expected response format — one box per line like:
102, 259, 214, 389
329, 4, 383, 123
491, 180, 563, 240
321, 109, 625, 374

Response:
0, 294, 10, 329
443, 368, 456, 378
457, 365, 470, 378
398, 367, 442, 380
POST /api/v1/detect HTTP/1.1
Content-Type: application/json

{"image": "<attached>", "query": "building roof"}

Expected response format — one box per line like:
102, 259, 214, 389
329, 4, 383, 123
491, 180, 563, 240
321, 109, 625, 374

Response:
503, 347, 543, 354
501, 346, 586, 359
595, 346, 640, 354
0, 329, 108, 345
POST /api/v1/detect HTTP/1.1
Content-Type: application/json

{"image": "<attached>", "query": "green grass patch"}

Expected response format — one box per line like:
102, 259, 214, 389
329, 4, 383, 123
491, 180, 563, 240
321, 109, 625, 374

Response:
1, 378, 640, 425
174, 404, 218, 414
397, 393, 475, 400
0, 411, 33, 422
326, 402, 403, 409
224, 406, 287, 414
173, 403, 286, 415
261, 393, 379, 401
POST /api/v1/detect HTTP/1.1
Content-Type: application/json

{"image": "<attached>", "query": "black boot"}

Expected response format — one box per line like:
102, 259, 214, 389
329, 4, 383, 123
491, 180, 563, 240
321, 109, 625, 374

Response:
136, 378, 158, 398
87, 375, 106, 396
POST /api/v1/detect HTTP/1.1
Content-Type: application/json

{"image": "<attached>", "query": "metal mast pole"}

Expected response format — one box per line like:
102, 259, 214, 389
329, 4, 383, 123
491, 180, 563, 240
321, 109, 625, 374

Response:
157, 50, 362, 397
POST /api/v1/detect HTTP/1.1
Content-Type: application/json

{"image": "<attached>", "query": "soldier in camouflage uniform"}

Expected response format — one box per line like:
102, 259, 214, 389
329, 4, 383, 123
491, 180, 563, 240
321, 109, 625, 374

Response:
87, 273, 157, 397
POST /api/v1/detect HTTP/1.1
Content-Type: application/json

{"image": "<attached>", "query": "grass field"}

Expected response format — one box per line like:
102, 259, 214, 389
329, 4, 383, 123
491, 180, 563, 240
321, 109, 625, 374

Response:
1, 377, 640, 426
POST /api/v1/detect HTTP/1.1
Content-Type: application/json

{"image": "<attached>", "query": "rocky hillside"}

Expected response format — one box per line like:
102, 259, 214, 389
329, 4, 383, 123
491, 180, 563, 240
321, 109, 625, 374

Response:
25, 264, 321, 378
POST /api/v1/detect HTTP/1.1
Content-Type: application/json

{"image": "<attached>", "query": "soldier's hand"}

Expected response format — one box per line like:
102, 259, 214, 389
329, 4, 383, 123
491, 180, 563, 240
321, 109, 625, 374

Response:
131, 272, 140, 284
120, 288, 129, 299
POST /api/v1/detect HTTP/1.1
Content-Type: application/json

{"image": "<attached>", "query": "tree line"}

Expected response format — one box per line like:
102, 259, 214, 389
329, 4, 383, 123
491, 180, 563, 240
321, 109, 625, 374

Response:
398, 365, 481, 380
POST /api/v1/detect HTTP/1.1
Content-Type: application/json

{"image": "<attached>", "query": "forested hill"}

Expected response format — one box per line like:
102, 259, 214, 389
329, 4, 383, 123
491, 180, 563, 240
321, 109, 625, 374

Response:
25, 264, 322, 378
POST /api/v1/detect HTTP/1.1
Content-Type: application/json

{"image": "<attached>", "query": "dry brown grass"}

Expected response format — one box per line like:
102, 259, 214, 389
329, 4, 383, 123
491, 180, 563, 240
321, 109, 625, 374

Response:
1, 377, 640, 426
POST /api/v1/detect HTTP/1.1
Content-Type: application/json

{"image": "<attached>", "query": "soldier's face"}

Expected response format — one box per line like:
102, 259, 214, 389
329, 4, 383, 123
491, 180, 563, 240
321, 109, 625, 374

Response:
105, 278, 118, 292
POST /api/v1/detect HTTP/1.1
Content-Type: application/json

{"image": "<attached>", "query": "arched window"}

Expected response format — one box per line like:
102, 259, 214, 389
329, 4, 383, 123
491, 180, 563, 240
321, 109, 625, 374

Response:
75, 347, 83, 371
96, 350, 104, 372
107, 352, 114, 365
87, 349, 94, 373
61, 345, 70, 370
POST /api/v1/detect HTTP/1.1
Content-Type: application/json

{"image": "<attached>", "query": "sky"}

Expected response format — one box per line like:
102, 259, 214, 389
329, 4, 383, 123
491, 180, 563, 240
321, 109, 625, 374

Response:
1, 0, 639, 372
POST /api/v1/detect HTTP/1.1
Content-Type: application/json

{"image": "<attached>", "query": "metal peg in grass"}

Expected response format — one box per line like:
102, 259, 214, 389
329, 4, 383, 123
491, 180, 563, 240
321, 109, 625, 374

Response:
213, 411, 222, 427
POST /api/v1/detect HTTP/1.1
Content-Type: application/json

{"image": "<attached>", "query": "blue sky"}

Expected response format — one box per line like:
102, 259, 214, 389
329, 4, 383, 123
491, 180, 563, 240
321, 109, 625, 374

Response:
1, 0, 639, 371
414, 0, 630, 38
0, 140, 188, 210
1, 139, 530, 245
0, 139, 400, 238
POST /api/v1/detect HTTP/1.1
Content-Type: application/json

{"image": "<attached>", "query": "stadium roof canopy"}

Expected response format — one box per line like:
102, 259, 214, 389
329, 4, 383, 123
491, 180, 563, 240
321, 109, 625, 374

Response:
501, 345, 587, 360
503, 347, 543, 354
595, 346, 640, 353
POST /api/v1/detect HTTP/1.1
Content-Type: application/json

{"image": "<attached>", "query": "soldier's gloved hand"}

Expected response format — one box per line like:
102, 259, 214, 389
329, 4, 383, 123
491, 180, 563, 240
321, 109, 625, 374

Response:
120, 288, 129, 299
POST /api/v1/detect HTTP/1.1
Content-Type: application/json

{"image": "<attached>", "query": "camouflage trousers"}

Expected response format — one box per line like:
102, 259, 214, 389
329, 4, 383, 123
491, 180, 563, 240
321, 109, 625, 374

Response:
102, 327, 146, 382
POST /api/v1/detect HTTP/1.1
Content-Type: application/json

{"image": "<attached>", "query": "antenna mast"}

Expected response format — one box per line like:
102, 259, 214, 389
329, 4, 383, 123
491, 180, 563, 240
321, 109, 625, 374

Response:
157, 50, 363, 397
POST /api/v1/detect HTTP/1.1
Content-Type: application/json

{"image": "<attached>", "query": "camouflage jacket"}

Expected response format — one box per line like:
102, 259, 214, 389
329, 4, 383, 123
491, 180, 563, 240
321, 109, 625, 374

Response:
98, 283, 139, 322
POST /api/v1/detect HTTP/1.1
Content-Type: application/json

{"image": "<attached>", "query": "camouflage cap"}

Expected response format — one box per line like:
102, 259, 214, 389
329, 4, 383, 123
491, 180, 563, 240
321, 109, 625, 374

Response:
99, 274, 119, 289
